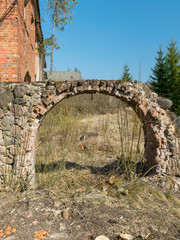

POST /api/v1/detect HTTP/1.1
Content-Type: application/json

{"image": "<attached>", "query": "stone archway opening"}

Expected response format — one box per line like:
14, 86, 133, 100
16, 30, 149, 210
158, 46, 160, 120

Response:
35, 93, 146, 193
0, 80, 178, 191
25, 79, 177, 189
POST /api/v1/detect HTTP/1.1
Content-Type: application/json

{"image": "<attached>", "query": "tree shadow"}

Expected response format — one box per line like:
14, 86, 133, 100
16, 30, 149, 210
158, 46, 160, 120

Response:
36, 158, 150, 177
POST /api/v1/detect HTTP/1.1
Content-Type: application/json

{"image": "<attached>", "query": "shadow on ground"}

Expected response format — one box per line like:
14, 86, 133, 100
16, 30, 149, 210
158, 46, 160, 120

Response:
35, 158, 148, 176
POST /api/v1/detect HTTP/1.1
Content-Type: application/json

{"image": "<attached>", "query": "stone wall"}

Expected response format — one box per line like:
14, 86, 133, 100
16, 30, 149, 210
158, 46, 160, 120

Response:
0, 80, 179, 188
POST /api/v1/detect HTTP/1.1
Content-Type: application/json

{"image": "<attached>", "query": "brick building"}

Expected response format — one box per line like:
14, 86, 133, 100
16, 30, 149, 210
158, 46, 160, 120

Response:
0, 0, 46, 82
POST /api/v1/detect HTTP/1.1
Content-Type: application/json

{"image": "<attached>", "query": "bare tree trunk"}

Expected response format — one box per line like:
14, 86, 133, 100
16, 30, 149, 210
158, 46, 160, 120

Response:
49, 19, 55, 79
49, 2, 58, 80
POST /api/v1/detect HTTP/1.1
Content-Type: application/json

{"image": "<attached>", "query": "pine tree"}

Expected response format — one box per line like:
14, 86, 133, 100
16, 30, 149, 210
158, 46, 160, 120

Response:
149, 46, 168, 96
165, 39, 180, 114
150, 40, 180, 115
121, 64, 133, 81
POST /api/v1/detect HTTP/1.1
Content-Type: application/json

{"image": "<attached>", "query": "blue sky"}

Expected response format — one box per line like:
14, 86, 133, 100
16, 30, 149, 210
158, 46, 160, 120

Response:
40, 0, 180, 82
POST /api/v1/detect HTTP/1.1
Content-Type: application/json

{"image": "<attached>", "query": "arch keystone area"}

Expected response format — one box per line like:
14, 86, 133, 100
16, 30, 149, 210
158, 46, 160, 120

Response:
0, 80, 179, 188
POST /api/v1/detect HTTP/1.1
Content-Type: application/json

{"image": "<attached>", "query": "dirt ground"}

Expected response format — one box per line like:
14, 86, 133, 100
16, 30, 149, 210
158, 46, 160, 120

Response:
0, 96, 179, 240
0, 175, 180, 240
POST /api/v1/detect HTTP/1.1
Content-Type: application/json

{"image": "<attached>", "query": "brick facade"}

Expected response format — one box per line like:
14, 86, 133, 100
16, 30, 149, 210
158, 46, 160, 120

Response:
0, 0, 45, 82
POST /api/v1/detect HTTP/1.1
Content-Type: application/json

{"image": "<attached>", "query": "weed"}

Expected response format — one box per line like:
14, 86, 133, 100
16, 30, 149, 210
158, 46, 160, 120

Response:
35, 93, 146, 194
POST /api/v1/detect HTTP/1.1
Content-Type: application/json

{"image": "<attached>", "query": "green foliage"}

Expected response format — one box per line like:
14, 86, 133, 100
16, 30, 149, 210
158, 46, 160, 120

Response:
47, 0, 78, 30
39, 36, 61, 56
120, 64, 133, 82
150, 40, 180, 115
149, 46, 168, 96
42, 0, 78, 75
166, 40, 180, 114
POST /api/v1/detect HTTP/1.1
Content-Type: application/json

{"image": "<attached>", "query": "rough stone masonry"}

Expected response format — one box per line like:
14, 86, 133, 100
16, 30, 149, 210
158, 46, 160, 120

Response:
0, 80, 179, 188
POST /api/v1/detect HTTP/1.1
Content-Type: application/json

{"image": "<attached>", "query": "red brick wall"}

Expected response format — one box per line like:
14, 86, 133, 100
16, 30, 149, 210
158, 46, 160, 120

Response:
0, 0, 37, 82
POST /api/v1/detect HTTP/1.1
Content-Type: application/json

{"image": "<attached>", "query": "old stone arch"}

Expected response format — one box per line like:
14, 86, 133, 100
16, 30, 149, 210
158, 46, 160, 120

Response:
0, 80, 179, 188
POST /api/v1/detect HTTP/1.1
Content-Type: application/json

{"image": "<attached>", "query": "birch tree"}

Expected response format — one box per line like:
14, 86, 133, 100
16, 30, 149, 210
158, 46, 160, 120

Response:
44, 0, 78, 79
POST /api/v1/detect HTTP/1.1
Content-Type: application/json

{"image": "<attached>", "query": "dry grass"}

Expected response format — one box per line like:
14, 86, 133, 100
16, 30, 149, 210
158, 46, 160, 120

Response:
35, 93, 180, 224
35, 93, 145, 194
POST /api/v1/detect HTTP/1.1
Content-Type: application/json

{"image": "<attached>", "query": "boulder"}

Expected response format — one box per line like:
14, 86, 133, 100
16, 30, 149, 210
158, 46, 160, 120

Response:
10, 125, 21, 137
157, 98, 172, 110
166, 110, 176, 122
13, 98, 27, 105
14, 85, 28, 98
0, 91, 13, 107
2, 115, 15, 127
10, 104, 23, 116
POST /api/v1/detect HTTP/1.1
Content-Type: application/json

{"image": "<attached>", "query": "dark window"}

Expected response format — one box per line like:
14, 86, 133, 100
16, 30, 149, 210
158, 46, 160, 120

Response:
24, 71, 31, 82
24, 0, 29, 7
31, 16, 34, 24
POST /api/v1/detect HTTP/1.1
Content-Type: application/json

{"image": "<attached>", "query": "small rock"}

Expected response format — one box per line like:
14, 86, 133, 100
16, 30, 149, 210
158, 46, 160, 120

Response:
33, 93, 40, 99
108, 218, 118, 224
119, 233, 134, 240
32, 220, 38, 225
95, 236, 110, 240
45, 85, 55, 90
62, 207, 69, 220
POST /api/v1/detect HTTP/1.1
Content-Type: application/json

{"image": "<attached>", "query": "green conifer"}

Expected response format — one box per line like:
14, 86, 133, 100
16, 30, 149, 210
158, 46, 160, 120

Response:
149, 46, 168, 96
121, 64, 133, 81
165, 39, 180, 114
150, 40, 180, 115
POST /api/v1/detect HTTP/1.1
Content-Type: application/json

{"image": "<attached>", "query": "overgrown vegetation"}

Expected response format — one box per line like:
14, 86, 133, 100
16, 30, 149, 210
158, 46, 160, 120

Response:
1, 93, 179, 240
35, 93, 145, 195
